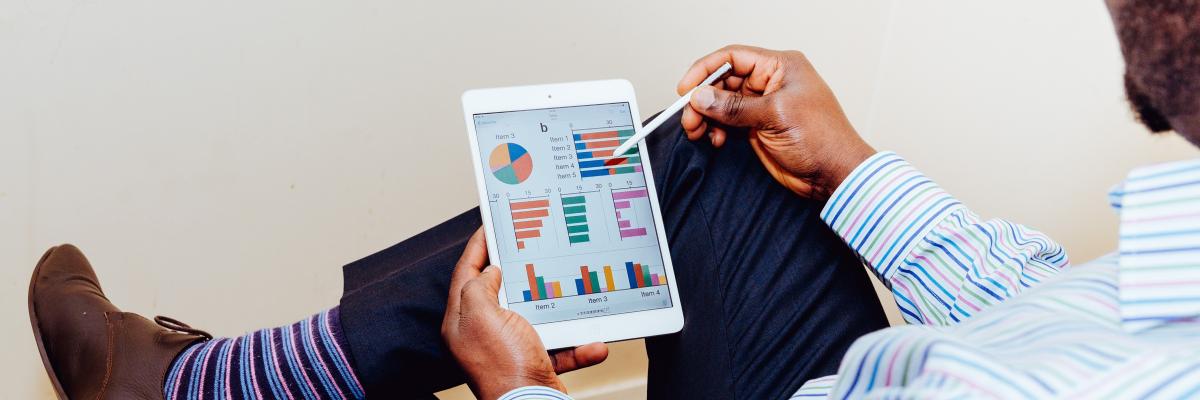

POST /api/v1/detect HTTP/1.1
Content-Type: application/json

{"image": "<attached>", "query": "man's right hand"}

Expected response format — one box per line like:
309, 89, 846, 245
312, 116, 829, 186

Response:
678, 45, 877, 200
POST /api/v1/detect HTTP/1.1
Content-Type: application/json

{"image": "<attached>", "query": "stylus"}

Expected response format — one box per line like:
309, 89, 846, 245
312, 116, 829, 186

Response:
610, 62, 733, 159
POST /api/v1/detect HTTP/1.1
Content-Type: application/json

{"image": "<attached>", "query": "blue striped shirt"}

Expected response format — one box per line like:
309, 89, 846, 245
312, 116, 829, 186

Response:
508, 151, 1200, 399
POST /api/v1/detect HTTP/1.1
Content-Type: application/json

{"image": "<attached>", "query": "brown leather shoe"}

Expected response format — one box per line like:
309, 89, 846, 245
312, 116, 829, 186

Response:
28, 244, 212, 399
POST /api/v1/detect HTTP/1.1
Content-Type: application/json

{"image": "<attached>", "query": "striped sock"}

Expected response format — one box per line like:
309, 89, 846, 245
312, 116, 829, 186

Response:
163, 307, 365, 400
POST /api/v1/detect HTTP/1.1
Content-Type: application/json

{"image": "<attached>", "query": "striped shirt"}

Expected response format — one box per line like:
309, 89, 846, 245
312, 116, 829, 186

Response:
508, 151, 1200, 399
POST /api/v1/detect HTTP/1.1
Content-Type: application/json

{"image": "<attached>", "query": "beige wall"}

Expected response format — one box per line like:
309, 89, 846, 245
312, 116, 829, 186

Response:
2, 0, 1196, 399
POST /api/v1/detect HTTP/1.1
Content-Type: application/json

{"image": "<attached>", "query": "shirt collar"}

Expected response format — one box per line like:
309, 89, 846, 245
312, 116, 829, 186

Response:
1112, 158, 1200, 333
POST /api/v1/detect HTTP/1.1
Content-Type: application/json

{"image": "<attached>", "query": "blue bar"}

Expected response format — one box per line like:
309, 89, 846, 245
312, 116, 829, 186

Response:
522, 290, 532, 302
625, 262, 637, 289
578, 159, 607, 169
577, 151, 597, 160
575, 143, 587, 150
580, 168, 610, 178
572, 134, 583, 141
575, 279, 585, 296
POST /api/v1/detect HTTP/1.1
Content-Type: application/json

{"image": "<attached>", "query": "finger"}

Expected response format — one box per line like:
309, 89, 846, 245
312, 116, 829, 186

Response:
724, 75, 745, 93
685, 120, 708, 142
461, 264, 504, 311
709, 126, 728, 148
680, 104, 705, 132
689, 86, 774, 128
447, 228, 488, 315
677, 45, 777, 95
550, 342, 609, 374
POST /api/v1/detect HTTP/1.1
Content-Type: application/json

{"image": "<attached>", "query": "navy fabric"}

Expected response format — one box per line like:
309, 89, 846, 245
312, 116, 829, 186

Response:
337, 112, 889, 399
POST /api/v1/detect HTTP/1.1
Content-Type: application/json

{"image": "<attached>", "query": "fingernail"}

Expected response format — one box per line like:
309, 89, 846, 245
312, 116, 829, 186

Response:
693, 86, 715, 109
483, 265, 498, 273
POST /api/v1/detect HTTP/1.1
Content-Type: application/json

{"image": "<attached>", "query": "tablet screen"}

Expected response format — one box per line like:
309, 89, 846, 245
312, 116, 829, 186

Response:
472, 102, 674, 325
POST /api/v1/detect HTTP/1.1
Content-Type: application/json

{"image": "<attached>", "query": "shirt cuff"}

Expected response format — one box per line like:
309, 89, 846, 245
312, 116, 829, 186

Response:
820, 151, 964, 280
497, 386, 573, 400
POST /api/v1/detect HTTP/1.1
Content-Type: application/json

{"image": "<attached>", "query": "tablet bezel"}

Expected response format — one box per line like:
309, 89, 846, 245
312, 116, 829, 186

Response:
461, 79, 684, 350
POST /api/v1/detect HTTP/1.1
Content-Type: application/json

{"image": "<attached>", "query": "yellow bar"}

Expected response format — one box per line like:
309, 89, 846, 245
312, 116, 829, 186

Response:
552, 281, 563, 298
603, 265, 616, 292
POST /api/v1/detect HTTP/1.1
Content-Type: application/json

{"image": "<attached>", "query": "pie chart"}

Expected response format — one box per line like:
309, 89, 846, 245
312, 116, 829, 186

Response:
489, 143, 533, 185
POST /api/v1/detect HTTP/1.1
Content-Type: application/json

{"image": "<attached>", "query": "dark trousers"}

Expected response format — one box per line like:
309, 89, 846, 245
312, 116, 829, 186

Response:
337, 112, 889, 399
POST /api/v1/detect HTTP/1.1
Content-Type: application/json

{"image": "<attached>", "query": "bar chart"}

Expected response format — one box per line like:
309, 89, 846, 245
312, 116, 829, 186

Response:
520, 261, 668, 301
561, 194, 591, 245
510, 197, 550, 250
612, 187, 650, 239
572, 128, 643, 179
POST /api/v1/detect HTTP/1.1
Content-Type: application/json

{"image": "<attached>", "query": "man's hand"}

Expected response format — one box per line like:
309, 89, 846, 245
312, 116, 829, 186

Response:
442, 228, 609, 400
679, 45, 877, 199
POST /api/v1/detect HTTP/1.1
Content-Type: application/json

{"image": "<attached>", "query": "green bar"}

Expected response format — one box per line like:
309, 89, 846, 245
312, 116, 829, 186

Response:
642, 268, 651, 287
536, 277, 547, 299
568, 234, 590, 244
613, 166, 637, 174
589, 271, 601, 293
621, 156, 642, 165
565, 215, 588, 225
619, 145, 638, 156
561, 196, 586, 205
618, 129, 636, 138
566, 224, 589, 234
563, 205, 586, 215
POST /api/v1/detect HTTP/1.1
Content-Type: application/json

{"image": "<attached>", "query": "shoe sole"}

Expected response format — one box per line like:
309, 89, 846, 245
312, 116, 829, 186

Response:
28, 245, 71, 400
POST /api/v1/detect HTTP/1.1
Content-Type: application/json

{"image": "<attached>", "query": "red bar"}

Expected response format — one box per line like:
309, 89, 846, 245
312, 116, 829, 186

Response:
584, 140, 620, 149
515, 229, 540, 239
511, 209, 549, 220
634, 263, 645, 288
579, 131, 619, 140
513, 220, 542, 229
511, 199, 550, 210
517, 241, 525, 250
526, 264, 540, 301
589, 149, 614, 158
580, 266, 593, 294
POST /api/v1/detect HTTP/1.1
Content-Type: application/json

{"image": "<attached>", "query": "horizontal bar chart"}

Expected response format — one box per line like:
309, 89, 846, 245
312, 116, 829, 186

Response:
612, 188, 650, 239
572, 128, 643, 179
510, 198, 550, 250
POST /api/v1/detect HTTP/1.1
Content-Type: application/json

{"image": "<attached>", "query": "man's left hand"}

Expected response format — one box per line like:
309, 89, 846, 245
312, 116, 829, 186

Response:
442, 228, 609, 400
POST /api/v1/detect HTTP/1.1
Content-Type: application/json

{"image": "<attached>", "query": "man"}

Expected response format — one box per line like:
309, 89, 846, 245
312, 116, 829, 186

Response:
442, 0, 1200, 398
28, 37, 890, 400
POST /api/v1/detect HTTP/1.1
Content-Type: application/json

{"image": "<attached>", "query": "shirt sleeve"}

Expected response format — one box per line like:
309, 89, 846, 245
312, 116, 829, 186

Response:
820, 152, 1070, 325
497, 386, 573, 400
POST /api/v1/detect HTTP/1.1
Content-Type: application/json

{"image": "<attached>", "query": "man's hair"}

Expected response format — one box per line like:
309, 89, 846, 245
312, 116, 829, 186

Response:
1116, 0, 1200, 133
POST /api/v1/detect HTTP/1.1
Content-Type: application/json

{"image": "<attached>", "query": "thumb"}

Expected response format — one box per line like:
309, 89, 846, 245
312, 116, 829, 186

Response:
462, 265, 504, 308
689, 86, 773, 128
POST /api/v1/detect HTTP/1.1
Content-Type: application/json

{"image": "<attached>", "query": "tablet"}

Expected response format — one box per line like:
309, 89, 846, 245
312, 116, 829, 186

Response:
461, 79, 684, 349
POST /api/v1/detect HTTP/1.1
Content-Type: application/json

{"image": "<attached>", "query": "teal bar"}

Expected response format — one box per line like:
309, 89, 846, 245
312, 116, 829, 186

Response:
565, 215, 588, 225
618, 129, 636, 138
613, 166, 637, 174
566, 224, 589, 234
561, 196, 586, 205
568, 234, 590, 244
589, 271, 601, 293
563, 205, 586, 215
642, 268, 651, 287
536, 277, 547, 299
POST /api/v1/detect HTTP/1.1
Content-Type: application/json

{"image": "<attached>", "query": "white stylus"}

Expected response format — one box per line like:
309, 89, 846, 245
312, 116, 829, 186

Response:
611, 62, 733, 158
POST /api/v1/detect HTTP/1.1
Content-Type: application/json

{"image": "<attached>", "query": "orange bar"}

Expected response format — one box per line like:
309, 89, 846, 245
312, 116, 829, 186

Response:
511, 209, 549, 220
579, 131, 619, 140
580, 266, 593, 295
552, 282, 563, 298
510, 199, 550, 210
584, 139, 620, 149
513, 220, 542, 229
633, 263, 645, 288
603, 266, 616, 292
515, 229, 540, 239
526, 264, 540, 301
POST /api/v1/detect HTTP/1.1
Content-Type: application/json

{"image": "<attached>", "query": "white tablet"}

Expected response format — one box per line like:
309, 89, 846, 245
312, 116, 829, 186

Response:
461, 79, 684, 350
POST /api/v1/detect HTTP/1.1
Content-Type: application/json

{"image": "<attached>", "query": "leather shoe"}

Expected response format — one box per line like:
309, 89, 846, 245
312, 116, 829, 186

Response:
28, 244, 212, 399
